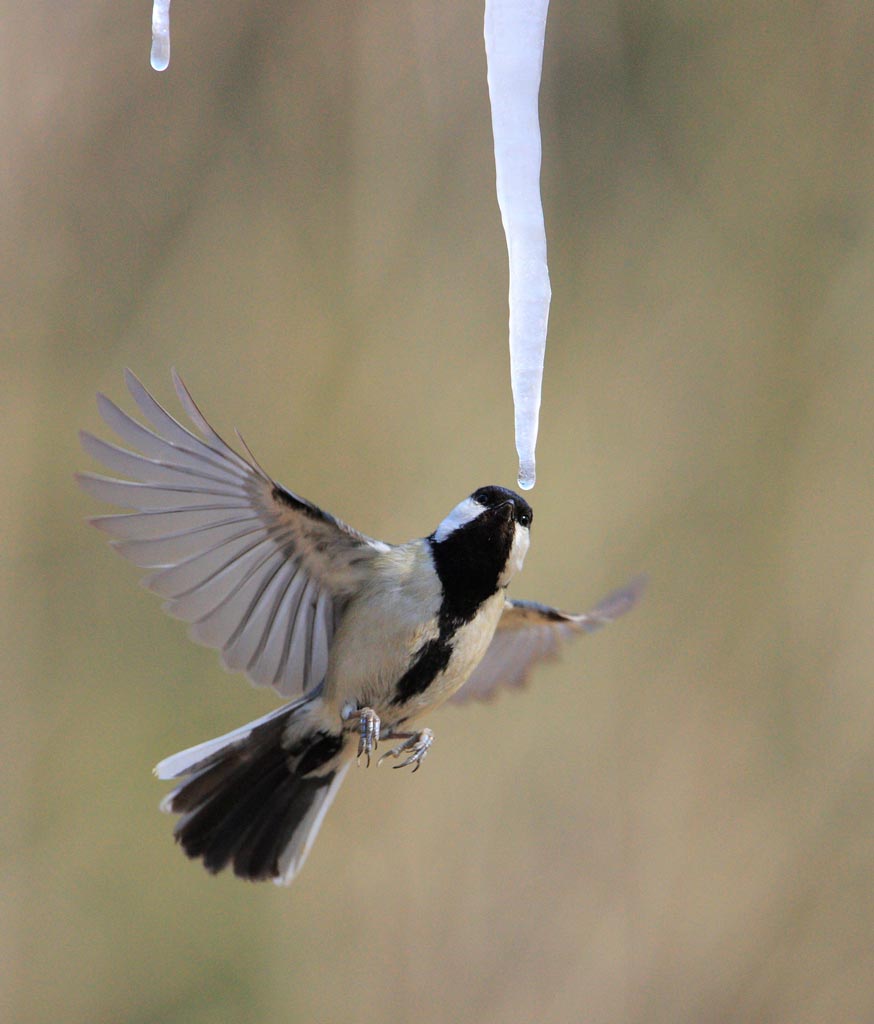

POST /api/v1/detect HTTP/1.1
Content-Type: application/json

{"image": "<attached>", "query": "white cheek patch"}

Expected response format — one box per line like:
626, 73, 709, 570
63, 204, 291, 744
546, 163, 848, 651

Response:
501, 523, 530, 584
434, 497, 486, 542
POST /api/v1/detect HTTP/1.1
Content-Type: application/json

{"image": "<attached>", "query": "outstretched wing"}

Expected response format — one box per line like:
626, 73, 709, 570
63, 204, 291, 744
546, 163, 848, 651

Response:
452, 577, 644, 705
77, 370, 389, 698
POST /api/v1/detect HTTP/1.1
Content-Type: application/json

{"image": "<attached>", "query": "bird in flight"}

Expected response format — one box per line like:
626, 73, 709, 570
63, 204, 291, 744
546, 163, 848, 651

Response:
77, 371, 642, 886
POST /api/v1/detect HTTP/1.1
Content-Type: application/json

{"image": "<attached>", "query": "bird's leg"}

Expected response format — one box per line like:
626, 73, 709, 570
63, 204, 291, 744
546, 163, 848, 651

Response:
342, 703, 381, 766
378, 728, 434, 772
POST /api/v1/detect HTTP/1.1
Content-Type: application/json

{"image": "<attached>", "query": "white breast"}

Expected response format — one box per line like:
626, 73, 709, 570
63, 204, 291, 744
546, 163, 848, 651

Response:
399, 589, 507, 718
321, 544, 507, 722
322, 544, 442, 710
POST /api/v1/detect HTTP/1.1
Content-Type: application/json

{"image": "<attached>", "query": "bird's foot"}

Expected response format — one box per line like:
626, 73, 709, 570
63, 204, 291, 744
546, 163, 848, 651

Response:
378, 728, 434, 772
351, 706, 380, 766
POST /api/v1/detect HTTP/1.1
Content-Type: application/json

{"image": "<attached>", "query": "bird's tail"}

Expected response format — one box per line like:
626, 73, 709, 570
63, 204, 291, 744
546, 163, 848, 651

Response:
155, 697, 351, 885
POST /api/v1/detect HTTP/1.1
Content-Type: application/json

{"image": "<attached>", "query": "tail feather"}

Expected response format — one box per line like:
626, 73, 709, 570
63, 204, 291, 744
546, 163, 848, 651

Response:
157, 701, 350, 885
155, 701, 306, 782
176, 746, 292, 872
274, 766, 349, 883
231, 768, 314, 881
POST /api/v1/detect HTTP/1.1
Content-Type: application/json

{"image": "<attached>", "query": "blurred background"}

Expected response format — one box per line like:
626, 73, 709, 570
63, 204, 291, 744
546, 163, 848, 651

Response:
4, 2, 874, 1022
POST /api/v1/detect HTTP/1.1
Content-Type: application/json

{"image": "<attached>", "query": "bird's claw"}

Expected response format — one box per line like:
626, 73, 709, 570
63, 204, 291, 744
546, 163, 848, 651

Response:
378, 728, 434, 772
356, 707, 380, 767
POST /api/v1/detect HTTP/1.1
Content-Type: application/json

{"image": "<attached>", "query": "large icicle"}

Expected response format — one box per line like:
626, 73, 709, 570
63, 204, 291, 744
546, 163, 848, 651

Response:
484, 0, 551, 491
150, 0, 172, 71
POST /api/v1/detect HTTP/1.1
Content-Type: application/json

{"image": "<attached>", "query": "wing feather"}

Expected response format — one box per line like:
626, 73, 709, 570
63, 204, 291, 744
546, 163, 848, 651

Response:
77, 473, 244, 510
110, 517, 264, 566
246, 568, 310, 686
124, 369, 255, 478
144, 528, 285, 599
95, 392, 241, 478
285, 577, 319, 694
221, 558, 298, 671
90, 507, 261, 541
79, 432, 231, 488
78, 371, 387, 698
452, 577, 644, 704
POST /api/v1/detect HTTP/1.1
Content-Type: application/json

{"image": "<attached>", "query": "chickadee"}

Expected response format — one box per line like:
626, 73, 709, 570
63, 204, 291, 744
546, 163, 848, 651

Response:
77, 371, 641, 886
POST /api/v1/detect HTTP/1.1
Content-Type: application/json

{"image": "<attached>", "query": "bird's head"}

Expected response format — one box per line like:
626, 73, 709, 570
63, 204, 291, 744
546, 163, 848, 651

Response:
430, 486, 533, 616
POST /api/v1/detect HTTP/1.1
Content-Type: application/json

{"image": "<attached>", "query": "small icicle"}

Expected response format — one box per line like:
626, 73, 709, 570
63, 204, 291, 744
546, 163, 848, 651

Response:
150, 0, 172, 71
484, 0, 552, 491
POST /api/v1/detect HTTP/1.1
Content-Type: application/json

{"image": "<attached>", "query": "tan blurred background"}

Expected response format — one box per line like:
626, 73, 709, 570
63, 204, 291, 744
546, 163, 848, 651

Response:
4, 2, 874, 1022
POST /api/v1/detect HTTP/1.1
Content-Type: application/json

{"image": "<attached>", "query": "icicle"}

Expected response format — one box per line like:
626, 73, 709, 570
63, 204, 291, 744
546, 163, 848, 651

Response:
150, 0, 172, 71
484, 0, 551, 491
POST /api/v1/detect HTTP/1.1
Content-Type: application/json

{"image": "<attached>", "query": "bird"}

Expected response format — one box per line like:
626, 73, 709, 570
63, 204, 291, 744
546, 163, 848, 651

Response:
77, 370, 642, 886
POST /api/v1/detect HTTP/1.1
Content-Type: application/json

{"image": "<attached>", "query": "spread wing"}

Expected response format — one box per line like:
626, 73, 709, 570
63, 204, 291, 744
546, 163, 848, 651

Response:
451, 577, 645, 705
77, 369, 390, 698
